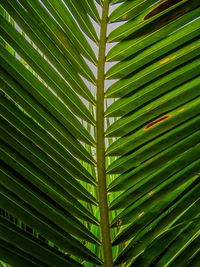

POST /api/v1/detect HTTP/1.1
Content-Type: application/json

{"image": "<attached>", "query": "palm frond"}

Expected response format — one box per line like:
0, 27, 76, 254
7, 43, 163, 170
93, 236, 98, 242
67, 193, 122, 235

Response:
0, 0, 199, 266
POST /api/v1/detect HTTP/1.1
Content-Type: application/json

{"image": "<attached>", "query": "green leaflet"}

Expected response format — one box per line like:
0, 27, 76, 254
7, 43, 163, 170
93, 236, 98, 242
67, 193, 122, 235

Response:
108, 115, 200, 188
1, 126, 97, 206
1, 0, 96, 102
106, 17, 200, 80
106, 97, 200, 155
106, 38, 200, 98
1, 71, 95, 164
105, 58, 200, 118
41, 0, 98, 62
0, 48, 95, 145
0, 16, 95, 123
1, 94, 96, 185
154, 223, 200, 267
132, 220, 200, 267
0, 212, 101, 265
168, 239, 200, 267
0, 168, 99, 244
110, 149, 200, 211
109, 0, 158, 22
115, 179, 199, 264
114, 184, 200, 264
62, 0, 99, 43
107, 6, 200, 60
108, 130, 200, 196
106, 76, 200, 136
0, 221, 82, 267
0, 240, 43, 267
111, 152, 200, 225
83, 0, 101, 23
129, 218, 200, 267
18, 0, 96, 83
108, 0, 199, 42
0, 141, 96, 212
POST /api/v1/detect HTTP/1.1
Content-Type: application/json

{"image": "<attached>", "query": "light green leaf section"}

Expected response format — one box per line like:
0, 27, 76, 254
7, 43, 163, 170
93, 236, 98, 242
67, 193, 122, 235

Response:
106, 38, 200, 98
107, 6, 200, 60
108, 115, 200, 188
41, 0, 98, 63
108, 0, 199, 42
83, 0, 101, 23
111, 0, 124, 3
0, 47, 95, 145
18, 0, 96, 83
1, 0, 96, 102
62, 0, 99, 43
106, 17, 200, 80
109, 0, 158, 22
0, 16, 95, 123
110, 152, 200, 212
107, 125, 200, 178
105, 58, 200, 117
106, 97, 200, 155
0, 98, 96, 187
1, 70, 95, 164
106, 77, 200, 136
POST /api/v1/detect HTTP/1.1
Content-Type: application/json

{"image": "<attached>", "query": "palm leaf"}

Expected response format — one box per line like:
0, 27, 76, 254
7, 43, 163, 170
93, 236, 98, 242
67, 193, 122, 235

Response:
0, 0, 199, 266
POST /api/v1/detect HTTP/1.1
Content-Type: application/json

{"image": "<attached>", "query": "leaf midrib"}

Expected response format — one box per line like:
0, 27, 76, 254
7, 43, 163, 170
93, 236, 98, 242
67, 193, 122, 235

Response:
96, 1, 114, 266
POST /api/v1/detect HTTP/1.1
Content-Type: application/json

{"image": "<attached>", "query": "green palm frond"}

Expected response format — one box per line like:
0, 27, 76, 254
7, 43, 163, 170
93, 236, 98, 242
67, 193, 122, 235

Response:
0, 0, 200, 266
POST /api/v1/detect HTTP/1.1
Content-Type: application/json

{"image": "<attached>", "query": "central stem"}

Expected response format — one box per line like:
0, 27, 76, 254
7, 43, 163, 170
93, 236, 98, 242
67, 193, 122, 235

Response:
96, 1, 113, 266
